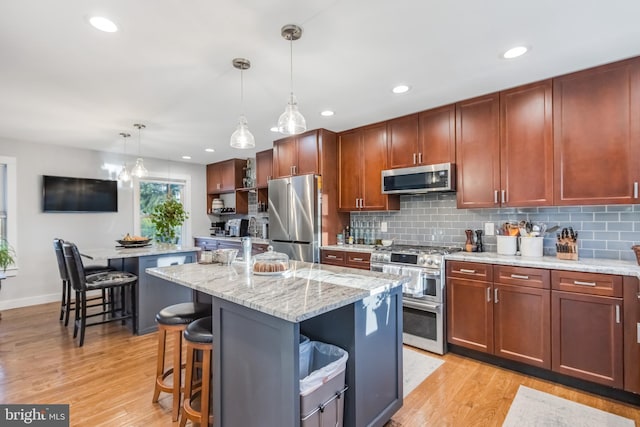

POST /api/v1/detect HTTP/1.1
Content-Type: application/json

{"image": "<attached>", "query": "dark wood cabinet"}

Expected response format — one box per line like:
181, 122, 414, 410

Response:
387, 114, 419, 169
207, 158, 244, 193
455, 94, 501, 208
553, 57, 640, 205
255, 149, 273, 189
447, 262, 551, 369
320, 249, 370, 270
273, 129, 322, 178
500, 80, 553, 207
551, 270, 624, 388
345, 251, 371, 270
623, 276, 640, 394
338, 123, 399, 211
320, 249, 346, 266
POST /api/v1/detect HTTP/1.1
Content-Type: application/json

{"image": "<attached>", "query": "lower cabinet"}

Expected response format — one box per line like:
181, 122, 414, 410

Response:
320, 249, 371, 270
194, 237, 268, 256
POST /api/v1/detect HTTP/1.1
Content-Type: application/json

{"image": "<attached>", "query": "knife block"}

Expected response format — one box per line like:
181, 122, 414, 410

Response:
556, 242, 578, 260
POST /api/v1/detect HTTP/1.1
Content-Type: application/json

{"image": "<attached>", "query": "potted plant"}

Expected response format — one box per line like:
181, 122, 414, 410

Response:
0, 239, 15, 272
149, 196, 189, 244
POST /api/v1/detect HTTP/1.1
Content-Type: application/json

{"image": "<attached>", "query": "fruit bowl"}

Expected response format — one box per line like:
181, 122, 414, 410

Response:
117, 236, 152, 247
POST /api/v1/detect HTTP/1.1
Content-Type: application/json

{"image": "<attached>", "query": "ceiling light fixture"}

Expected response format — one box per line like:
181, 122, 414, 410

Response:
89, 16, 118, 33
182, 155, 191, 160
270, 127, 279, 132
230, 58, 256, 149
320, 110, 334, 117
117, 132, 131, 182
503, 46, 528, 59
392, 85, 410, 94
131, 123, 148, 178
277, 24, 306, 135
205, 148, 215, 153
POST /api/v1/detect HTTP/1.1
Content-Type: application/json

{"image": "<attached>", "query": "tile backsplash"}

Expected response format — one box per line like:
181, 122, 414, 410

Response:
351, 193, 640, 261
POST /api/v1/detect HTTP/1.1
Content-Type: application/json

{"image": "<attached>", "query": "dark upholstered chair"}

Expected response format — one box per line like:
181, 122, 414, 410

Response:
152, 302, 211, 422
180, 316, 213, 427
53, 238, 114, 326
62, 241, 138, 347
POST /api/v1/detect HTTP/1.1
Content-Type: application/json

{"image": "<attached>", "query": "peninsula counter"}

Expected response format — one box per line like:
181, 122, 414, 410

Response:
147, 261, 408, 427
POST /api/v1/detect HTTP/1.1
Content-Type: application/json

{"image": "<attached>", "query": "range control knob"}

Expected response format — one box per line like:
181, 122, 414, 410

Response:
433, 258, 442, 266
425, 257, 434, 266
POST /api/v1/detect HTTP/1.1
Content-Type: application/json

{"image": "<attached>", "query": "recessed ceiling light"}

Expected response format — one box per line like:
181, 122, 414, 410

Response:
270, 126, 279, 132
392, 85, 410, 94
182, 155, 192, 160
89, 16, 118, 33
503, 46, 528, 59
205, 148, 215, 153
320, 110, 334, 117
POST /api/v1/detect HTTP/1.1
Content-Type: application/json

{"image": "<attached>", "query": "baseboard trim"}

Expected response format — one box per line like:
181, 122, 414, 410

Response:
0, 293, 59, 311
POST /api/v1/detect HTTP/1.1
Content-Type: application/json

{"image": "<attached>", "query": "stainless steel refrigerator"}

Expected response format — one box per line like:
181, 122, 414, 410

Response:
268, 174, 321, 262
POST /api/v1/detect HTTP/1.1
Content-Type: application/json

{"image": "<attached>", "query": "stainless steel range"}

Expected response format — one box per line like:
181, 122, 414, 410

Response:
370, 244, 461, 354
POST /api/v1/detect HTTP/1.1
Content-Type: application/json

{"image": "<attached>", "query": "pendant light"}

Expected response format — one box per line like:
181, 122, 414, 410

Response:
277, 24, 306, 135
117, 132, 131, 182
230, 58, 256, 149
131, 123, 148, 178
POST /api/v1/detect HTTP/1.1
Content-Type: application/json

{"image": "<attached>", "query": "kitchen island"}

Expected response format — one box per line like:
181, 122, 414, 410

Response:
147, 261, 407, 427
81, 244, 200, 334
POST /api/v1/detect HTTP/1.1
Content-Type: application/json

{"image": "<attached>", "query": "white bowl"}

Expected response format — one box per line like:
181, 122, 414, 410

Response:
381, 240, 393, 247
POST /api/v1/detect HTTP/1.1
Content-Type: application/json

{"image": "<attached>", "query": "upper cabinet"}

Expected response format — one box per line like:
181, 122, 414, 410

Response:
456, 81, 553, 208
553, 58, 640, 205
255, 149, 273, 189
273, 130, 321, 178
207, 158, 245, 194
338, 123, 400, 211
387, 106, 456, 169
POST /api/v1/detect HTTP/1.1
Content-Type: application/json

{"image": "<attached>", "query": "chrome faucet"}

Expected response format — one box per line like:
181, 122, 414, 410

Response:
249, 216, 257, 237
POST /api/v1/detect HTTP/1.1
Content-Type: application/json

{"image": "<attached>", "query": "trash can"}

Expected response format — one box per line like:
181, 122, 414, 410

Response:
299, 334, 311, 378
300, 341, 349, 427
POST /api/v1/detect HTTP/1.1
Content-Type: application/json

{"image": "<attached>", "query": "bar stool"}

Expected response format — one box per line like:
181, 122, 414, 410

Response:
180, 316, 213, 427
152, 302, 211, 421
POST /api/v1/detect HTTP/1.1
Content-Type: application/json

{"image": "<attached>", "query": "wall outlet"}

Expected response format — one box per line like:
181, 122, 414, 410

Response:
381, 222, 387, 232
484, 222, 495, 236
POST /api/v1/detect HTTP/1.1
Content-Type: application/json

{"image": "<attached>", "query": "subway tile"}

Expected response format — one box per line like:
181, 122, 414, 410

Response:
581, 240, 607, 250
593, 250, 621, 260
593, 231, 619, 240
537, 207, 559, 213
577, 248, 594, 258
620, 212, 640, 222
581, 206, 606, 212
580, 222, 606, 231
558, 206, 582, 213
516, 208, 538, 214
607, 240, 635, 250
621, 252, 637, 262
607, 222, 633, 232
574, 231, 593, 240
606, 205, 633, 212
594, 212, 620, 222
568, 213, 595, 221
544, 214, 572, 222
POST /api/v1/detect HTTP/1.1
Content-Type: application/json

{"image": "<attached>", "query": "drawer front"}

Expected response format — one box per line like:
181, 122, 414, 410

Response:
321, 250, 346, 266
494, 265, 550, 289
251, 244, 269, 256
346, 251, 371, 270
194, 238, 218, 251
552, 270, 622, 297
447, 261, 493, 282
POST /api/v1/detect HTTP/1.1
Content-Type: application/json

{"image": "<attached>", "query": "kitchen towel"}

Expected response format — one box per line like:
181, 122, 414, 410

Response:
403, 347, 444, 398
502, 385, 634, 427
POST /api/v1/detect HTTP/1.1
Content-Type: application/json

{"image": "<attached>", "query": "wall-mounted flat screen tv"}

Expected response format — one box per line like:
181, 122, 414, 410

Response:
42, 175, 118, 212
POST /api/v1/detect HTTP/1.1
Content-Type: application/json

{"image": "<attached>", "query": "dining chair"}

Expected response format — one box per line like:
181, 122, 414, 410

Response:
62, 240, 138, 347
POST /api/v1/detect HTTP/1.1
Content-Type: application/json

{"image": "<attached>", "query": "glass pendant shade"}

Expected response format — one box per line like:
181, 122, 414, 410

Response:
277, 93, 306, 135
131, 158, 148, 178
118, 164, 131, 182
230, 115, 256, 149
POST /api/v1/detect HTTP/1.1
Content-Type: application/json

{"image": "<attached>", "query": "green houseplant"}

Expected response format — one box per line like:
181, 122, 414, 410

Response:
149, 196, 189, 244
0, 239, 16, 272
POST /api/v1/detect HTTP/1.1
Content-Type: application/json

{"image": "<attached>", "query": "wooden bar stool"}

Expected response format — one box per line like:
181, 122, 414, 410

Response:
152, 302, 211, 422
180, 316, 213, 427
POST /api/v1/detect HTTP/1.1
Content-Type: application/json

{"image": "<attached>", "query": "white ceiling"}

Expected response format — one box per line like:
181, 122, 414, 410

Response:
2, 0, 640, 165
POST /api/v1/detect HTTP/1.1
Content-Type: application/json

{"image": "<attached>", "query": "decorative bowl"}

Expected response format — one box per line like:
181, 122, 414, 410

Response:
381, 240, 393, 247
215, 248, 238, 265
116, 238, 152, 247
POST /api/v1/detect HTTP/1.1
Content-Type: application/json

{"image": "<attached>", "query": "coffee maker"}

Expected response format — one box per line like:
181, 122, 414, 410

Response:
226, 219, 241, 236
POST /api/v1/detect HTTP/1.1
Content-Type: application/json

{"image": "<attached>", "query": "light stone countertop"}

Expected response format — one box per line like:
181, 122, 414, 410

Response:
146, 260, 407, 323
194, 235, 271, 245
320, 244, 378, 253
81, 244, 200, 261
446, 252, 640, 279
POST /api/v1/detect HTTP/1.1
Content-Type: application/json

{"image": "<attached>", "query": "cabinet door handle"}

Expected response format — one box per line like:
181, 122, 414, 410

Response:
293, 165, 297, 175
352, 257, 363, 261
418, 152, 423, 164
615, 305, 620, 324
360, 198, 365, 208
501, 190, 506, 204
486, 287, 491, 302
637, 323, 640, 344
510, 274, 529, 280
494, 190, 498, 204
494, 288, 499, 303
413, 153, 417, 164
573, 280, 597, 287
634, 182, 639, 198
326, 255, 337, 259
458, 269, 476, 274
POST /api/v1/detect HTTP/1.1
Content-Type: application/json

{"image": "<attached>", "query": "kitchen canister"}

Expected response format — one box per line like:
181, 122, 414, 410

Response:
496, 235, 517, 255
520, 236, 544, 257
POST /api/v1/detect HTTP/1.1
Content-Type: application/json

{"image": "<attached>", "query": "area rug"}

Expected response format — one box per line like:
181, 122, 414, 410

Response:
502, 385, 634, 427
403, 347, 444, 397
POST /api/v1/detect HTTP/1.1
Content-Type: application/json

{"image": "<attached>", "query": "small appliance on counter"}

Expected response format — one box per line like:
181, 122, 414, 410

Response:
239, 218, 249, 237
226, 219, 241, 236
210, 221, 226, 237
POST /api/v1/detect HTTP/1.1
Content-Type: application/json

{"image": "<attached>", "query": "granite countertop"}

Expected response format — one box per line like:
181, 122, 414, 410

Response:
446, 252, 640, 279
81, 244, 200, 261
320, 244, 378, 253
194, 235, 271, 245
146, 260, 407, 323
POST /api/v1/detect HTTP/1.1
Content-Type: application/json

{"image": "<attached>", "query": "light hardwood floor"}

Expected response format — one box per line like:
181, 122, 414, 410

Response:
1, 302, 638, 426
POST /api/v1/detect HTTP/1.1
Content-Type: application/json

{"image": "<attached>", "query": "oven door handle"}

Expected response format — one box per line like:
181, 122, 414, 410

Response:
403, 299, 441, 312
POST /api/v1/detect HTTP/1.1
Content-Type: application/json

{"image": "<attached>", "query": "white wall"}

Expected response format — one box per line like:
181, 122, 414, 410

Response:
0, 139, 209, 310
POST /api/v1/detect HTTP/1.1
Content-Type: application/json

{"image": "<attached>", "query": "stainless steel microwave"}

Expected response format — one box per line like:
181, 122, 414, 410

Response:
381, 163, 456, 194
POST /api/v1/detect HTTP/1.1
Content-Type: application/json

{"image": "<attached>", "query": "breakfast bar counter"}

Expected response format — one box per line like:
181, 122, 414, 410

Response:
147, 261, 407, 427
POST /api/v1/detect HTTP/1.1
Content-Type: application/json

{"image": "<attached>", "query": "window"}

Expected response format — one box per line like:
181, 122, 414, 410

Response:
133, 174, 191, 244
0, 156, 17, 275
